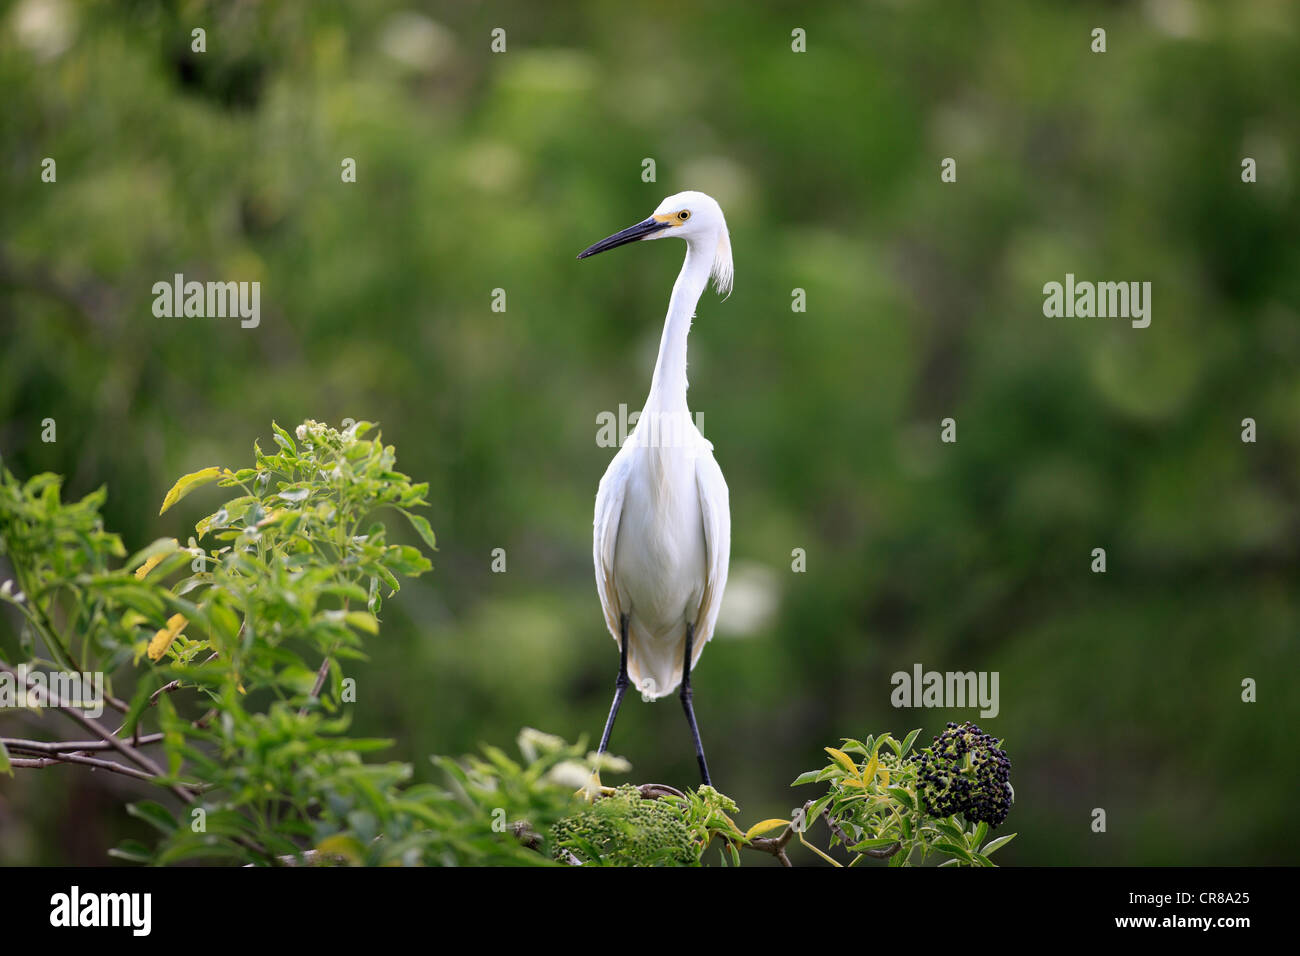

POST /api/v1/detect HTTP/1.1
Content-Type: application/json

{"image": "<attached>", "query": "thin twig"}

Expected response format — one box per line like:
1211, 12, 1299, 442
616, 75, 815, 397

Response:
637, 783, 686, 800
9, 753, 155, 782
147, 652, 219, 707
301, 638, 339, 717
822, 803, 853, 845
861, 841, 902, 859
0, 659, 193, 803
2, 733, 164, 752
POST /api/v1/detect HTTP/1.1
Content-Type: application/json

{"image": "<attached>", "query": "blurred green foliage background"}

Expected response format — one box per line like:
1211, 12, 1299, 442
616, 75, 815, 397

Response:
2, 0, 1298, 865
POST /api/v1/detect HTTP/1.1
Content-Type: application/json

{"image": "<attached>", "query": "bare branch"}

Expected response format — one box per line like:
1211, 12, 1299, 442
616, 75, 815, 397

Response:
0, 659, 193, 803
2, 733, 164, 752
822, 802, 853, 845
9, 753, 155, 782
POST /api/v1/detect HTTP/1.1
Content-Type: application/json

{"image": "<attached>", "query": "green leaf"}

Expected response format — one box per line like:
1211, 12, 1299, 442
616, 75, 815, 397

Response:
744, 818, 790, 839
0, 739, 10, 776
981, 832, 1017, 855
207, 602, 241, 642
887, 786, 915, 810
824, 747, 858, 777
862, 753, 879, 783
127, 800, 178, 834
318, 582, 369, 603
933, 839, 973, 861
108, 840, 152, 864
97, 584, 166, 619
271, 422, 297, 456
399, 509, 438, 551
804, 794, 833, 827
849, 836, 900, 851
900, 728, 920, 757
790, 769, 823, 786
375, 564, 401, 595
125, 536, 182, 573
346, 611, 379, 635
158, 694, 183, 778
159, 467, 225, 515
480, 745, 522, 776
119, 672, 161, 738
276, 666, 320, 696
933, 818, 966, 843
384, 544, 431, 576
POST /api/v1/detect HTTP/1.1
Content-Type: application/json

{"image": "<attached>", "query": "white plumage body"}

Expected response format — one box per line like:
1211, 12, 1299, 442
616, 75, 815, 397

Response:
595, 417, 729, 698
586, 190, 734, 702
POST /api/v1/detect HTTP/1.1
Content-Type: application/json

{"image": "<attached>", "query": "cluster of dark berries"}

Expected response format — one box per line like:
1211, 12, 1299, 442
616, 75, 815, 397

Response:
910, 721, 1013, 827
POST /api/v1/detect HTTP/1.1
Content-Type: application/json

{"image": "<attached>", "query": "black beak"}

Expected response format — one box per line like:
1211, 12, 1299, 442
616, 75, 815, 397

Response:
577, 217, 671, 259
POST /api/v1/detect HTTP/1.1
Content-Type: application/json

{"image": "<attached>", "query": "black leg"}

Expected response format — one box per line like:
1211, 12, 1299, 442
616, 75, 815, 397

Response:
680, 623, 711, 786
597, 614, 630, 755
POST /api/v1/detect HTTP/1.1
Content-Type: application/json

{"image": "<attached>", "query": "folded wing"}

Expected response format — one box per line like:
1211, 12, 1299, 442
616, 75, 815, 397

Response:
691, 449, 731, 665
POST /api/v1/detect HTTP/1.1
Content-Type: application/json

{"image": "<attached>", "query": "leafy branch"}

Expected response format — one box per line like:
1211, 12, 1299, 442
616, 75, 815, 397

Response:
0, 421, 1016, 866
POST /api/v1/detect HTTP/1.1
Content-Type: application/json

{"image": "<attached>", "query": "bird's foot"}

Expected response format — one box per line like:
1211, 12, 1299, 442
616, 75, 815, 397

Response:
575, 769, 617, 803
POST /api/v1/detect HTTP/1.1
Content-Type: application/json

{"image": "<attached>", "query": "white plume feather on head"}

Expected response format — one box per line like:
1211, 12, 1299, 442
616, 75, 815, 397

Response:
710, 225, 733, 299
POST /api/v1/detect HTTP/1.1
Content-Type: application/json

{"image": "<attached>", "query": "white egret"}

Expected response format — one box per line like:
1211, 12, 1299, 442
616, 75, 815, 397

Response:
578, 190, 733, 786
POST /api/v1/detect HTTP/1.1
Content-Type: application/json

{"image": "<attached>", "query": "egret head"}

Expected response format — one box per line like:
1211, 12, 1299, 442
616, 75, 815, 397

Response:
578, 190, 733, 297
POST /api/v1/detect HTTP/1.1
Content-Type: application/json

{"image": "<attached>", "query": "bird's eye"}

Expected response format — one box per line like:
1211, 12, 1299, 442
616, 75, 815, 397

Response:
679, 210, 691, 221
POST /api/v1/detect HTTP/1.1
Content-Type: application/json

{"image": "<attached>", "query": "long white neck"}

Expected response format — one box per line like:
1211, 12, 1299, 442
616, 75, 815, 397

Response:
644, 237, 712, 415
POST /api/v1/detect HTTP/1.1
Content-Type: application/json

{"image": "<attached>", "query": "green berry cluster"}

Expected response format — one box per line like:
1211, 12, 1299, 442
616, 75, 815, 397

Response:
551, 785, 697, 866
911, 721, 1013, 826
